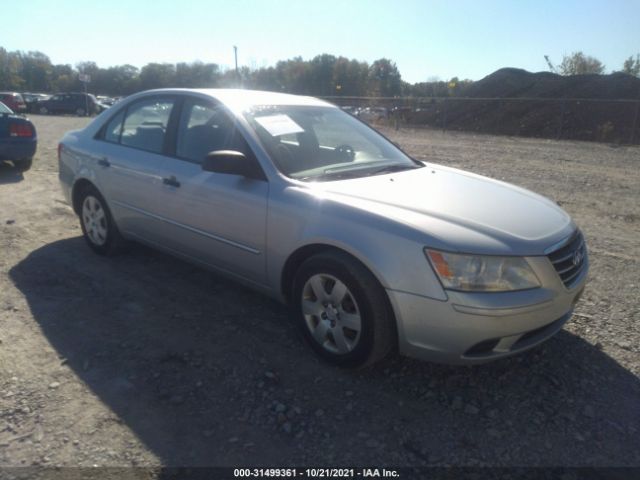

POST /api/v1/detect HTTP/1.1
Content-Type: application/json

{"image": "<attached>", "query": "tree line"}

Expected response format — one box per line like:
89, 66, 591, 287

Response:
546, 51, 640, 76
0, 48, 412, 97
1, 47, 638, 98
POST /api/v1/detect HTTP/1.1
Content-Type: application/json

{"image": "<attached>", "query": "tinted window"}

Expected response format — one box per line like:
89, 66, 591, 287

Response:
121, 98, 175, 154
176, 99, 246, 163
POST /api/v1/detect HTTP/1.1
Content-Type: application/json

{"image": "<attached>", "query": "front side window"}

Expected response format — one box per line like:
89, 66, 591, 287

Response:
120, 98, 175, 154
244, 105, 420, 181
176, 98, 247, 163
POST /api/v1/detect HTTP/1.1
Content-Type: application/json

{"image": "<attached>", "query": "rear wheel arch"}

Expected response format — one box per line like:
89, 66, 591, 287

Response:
71, 178, 99, 216
74, 182, 125, 255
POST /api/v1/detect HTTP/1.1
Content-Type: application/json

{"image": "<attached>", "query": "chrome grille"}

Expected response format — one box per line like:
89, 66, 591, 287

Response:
547, 230, 587, 288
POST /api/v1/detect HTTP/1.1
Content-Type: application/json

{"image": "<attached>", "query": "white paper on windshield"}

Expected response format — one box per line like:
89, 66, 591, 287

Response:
255, 114, 304, 137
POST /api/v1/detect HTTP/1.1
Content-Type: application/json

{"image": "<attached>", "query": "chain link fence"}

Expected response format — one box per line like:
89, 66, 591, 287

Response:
321, 96, 640, 144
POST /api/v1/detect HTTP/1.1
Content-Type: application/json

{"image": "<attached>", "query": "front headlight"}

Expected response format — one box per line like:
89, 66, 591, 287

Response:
425, 249, 540, 292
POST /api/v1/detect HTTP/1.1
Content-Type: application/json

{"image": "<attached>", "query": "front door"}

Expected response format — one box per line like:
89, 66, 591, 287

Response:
157, 98, 269, 285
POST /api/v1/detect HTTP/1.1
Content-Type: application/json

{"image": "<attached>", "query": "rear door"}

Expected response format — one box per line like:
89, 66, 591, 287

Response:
91, 96, 177, 243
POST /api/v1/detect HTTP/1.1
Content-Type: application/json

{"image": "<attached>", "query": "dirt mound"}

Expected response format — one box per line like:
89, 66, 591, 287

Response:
466, 68, 640, 99
404, 69, 640, 143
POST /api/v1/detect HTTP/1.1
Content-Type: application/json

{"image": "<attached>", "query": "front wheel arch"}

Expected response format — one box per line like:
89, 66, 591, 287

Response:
282, 245, 398, 345
291, 249, 398, 367
281, 244, 390, 304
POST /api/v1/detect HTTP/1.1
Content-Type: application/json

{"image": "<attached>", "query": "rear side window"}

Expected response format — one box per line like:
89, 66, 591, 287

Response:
120, 98, 175, 154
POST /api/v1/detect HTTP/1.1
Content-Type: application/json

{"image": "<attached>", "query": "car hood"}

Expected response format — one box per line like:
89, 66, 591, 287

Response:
314, 164, 574, 255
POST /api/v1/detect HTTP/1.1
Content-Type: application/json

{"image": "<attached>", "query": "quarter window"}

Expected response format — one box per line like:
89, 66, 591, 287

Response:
103, 110, 125, 143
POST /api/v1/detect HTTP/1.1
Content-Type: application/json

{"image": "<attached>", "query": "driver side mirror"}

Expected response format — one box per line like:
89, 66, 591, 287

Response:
202, 150, 266, 181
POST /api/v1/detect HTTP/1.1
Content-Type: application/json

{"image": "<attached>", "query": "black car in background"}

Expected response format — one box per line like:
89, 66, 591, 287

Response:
38, 92, 107, 116
22, 93, 50, 113
0, 101, 37, 171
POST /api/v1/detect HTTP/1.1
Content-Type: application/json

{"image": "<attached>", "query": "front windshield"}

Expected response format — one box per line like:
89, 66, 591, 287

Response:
244, 105, 421, 181
0, 101, 13, 114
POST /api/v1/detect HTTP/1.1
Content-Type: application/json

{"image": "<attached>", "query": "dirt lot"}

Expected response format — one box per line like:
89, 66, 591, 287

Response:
1, 115, 639, 471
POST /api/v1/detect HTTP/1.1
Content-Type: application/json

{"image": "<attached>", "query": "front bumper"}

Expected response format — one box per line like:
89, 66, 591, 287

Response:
388, 254, 588, 364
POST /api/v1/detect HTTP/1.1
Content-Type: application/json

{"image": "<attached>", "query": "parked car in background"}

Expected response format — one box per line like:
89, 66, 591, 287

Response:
357, 106, 388, 122
0, 101, 37, 171
0, 92, 27, 113
38, 92, 107, 116
58, 88, 588, 367
97, 96, 116, 107
340, 105, 359, 115
22, 93, 51, 113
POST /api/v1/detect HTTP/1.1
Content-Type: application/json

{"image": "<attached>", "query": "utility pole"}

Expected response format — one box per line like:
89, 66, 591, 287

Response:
233, 45, 239, 86
544, 55, 556, 73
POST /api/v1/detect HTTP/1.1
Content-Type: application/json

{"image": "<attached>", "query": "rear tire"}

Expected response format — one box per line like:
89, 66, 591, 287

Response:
292, 251, 396, 368
14, 158, 32, 172
77, 185, 125, 255
39, 106, 48, 115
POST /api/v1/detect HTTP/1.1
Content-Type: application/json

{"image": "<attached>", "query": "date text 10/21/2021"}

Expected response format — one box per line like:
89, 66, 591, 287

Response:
233, 468, 400, 478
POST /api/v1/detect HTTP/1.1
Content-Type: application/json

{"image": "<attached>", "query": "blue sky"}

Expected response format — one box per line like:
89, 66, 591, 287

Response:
6, 0, 640, 83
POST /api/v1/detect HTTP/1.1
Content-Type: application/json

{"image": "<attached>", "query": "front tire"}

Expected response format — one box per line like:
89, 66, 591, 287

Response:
292, 251, 396, 367
78, 185, 124, 255
39, 106, 48, 115
76, 107, 86, 116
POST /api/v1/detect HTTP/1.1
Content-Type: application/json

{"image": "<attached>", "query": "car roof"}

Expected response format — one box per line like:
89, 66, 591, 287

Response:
137, 88, 335, 110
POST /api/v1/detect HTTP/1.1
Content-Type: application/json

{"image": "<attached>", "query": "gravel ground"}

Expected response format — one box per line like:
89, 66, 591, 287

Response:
0, 115, 638, 471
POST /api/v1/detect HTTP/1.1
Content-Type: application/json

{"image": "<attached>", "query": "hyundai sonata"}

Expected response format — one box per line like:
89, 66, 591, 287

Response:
58, 89, 588, 367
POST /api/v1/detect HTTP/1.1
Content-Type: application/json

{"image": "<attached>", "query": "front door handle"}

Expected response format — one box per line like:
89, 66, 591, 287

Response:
163, 176, 181, 188
97, 157, 110, 167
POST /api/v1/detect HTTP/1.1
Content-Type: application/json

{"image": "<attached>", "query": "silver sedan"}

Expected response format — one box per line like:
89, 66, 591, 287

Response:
58, 89, 588, 367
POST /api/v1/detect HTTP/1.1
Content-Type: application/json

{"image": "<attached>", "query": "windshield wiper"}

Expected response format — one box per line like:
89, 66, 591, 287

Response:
298, 170, 367, 182
297, 163, 422, 182
365, 164, 423, 176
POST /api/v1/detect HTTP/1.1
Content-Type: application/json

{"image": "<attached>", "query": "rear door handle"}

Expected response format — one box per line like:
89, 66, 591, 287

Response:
162, 176, 181, 188
97, 157, 110, 167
